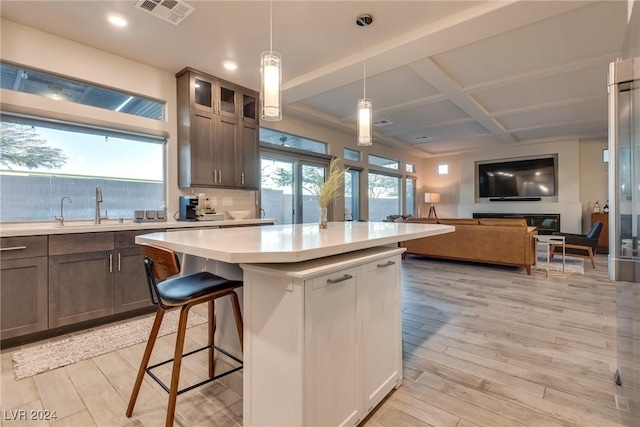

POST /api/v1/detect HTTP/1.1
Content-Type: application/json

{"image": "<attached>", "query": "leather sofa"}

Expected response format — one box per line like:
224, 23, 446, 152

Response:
400, 217, 538, 274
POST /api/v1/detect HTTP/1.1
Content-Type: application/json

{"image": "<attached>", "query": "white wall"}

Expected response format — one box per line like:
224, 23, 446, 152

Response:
579, 139, 609, 232
420, 139, 609, 234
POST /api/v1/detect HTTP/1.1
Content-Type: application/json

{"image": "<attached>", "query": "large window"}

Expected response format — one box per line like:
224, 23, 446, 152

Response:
368, 154, 399, 170
0, 62, 164, 121
344, 169, 360, 220
406, 177, 416, 216
368, 172, 400, 221
260, 153, 329, 224
260, 128, 327, 154
0, 115, 165, 222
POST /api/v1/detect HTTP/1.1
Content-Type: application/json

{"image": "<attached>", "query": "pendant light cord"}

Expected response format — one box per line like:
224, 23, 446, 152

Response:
363, 37, 366, 99
269, 0, 273, 52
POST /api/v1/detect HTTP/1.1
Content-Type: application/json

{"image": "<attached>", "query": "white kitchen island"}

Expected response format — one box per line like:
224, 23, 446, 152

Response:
135, 221, 453, 426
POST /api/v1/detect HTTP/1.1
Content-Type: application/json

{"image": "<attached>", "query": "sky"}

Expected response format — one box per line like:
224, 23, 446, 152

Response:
5, 123, 163, 181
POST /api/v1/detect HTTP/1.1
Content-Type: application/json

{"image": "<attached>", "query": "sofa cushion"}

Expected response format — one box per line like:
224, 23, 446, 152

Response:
477, 218, 527, 227
438, 218, 480, 226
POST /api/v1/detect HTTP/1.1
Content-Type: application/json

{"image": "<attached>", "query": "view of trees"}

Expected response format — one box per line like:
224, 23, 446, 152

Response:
0, 122, 67, 170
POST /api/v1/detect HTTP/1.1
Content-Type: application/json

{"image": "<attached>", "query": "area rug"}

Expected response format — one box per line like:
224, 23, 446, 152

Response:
536, 251, 584, 275
11, 310, 208, 380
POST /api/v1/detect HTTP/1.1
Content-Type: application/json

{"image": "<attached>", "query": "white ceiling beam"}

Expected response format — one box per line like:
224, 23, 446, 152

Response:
408, 58, 518, 145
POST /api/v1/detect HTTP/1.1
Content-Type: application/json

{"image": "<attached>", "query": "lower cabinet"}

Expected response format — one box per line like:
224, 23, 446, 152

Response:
49, 249, 115, 327
0, 236, 48, 339
114, 231, 154, 313
362, 256, 402, 411
241, 246, 403, 427
48, 231, 154, 329
305, 266, 361, 427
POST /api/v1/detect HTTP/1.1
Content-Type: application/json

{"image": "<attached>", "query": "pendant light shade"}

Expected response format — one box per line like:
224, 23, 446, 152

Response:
261, 51, 282, 121
357, 98, 372, 146
261, 0, 282, 121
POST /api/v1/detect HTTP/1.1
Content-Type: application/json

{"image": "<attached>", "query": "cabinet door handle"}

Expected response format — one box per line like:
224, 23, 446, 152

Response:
218, 170, 222, 183
241, 172, 245, 185
327, 274, 353, 284
109, 253, 113, 273
377, 261, 396, 268
117, 252, 121, 272
0, 245, 27, 252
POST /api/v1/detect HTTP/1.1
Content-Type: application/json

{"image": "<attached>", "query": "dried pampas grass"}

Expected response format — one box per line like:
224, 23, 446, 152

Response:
316, 158, 347, 207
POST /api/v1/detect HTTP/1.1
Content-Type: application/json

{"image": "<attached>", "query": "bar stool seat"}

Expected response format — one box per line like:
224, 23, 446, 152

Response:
126, 244, 243, 427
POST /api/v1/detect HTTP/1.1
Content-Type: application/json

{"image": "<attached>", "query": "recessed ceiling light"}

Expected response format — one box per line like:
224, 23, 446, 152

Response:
108, 15, 127, 27
223, 61, 238, 71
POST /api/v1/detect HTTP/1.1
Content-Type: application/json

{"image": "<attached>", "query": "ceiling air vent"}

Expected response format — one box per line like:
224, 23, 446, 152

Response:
373, 119, 393, 127
135, 0, 195, 25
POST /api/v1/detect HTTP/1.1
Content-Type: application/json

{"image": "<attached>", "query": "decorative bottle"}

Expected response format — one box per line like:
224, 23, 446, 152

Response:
593, 200, 600, 213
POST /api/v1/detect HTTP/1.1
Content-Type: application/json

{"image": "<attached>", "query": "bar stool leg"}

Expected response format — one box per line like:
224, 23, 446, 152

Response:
127, 307, 165, 417
166, 306, 191, 427
229, 292, 244, 351
208, 300, 216, 378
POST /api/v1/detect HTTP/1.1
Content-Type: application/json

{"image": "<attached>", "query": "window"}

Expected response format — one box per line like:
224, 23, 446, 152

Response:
406, 163, 416, 173
0, 62, 164, 121
344, 169, 360, 220
368, 154, 399, 170
0, 115, 165, 222
438, 163, 449, 175
344, 148, 361, 162
405, 177, 416, 216
260, 128, 327, 154
260, 153, 330, 224
368, 172, 400, 221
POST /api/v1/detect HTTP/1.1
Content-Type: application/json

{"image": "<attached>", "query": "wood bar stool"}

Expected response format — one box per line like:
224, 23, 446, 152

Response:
126, 244, 243, 427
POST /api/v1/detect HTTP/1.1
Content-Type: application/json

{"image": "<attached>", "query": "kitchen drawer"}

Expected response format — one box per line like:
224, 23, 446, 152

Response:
0, 235, 47, 260
115, 229, 165, 249
49, 232, 114, 256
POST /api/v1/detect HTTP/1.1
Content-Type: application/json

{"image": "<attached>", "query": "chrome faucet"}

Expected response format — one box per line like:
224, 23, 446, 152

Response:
55, 196, 72, 226
94, 185, 107, 224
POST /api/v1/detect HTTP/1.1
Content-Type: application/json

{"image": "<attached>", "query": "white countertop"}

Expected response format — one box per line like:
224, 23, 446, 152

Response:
135, 221, 454, 264
0, 218, 276, 237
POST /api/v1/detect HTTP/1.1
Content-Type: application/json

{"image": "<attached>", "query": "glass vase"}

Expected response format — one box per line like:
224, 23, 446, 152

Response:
319, 207, 328, 229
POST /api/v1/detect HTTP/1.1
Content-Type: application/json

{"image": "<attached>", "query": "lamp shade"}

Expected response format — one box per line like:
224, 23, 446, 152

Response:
357, 98, 372, 146
260, 51, 282, 121
424, 192, 440, 203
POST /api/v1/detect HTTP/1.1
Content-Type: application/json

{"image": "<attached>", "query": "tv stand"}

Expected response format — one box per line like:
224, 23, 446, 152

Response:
473, 213, 560, 235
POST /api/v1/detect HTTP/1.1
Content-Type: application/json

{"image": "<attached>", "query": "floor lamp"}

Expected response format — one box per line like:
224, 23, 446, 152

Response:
424, 192, 440, 219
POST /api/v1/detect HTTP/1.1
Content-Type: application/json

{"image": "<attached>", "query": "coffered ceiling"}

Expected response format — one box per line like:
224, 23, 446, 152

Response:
0, 1, 630, 157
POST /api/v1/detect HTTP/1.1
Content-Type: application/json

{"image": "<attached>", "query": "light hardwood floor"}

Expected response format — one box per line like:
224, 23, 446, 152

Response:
2, 254, 638, 427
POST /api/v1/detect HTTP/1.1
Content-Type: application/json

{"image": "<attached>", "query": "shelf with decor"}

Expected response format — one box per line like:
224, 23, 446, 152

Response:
591, 212, 608, 254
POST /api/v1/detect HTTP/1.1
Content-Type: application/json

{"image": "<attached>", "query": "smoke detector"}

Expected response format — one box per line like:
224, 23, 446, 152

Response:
135, 0, 195, 25
356, 14, 373, 27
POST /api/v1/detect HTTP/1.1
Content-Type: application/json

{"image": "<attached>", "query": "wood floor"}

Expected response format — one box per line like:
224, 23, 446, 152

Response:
2, 254, 638, 427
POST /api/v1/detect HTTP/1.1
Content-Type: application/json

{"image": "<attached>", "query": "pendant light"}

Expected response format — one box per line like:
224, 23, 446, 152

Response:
261, 0, 282, 121
356, 14, 373, 146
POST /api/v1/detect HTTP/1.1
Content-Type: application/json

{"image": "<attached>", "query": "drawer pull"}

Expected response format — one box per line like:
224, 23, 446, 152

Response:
0, 246, 27, 252
377, 261, 396, 268
327, 274, 353, 284
109, 253, 113, 273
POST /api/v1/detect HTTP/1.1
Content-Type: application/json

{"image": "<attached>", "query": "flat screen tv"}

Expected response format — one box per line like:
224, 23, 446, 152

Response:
478, 157, 556, 198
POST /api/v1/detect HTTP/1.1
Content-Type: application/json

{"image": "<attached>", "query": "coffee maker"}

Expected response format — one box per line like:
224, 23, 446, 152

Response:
178, 196, 198, 221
